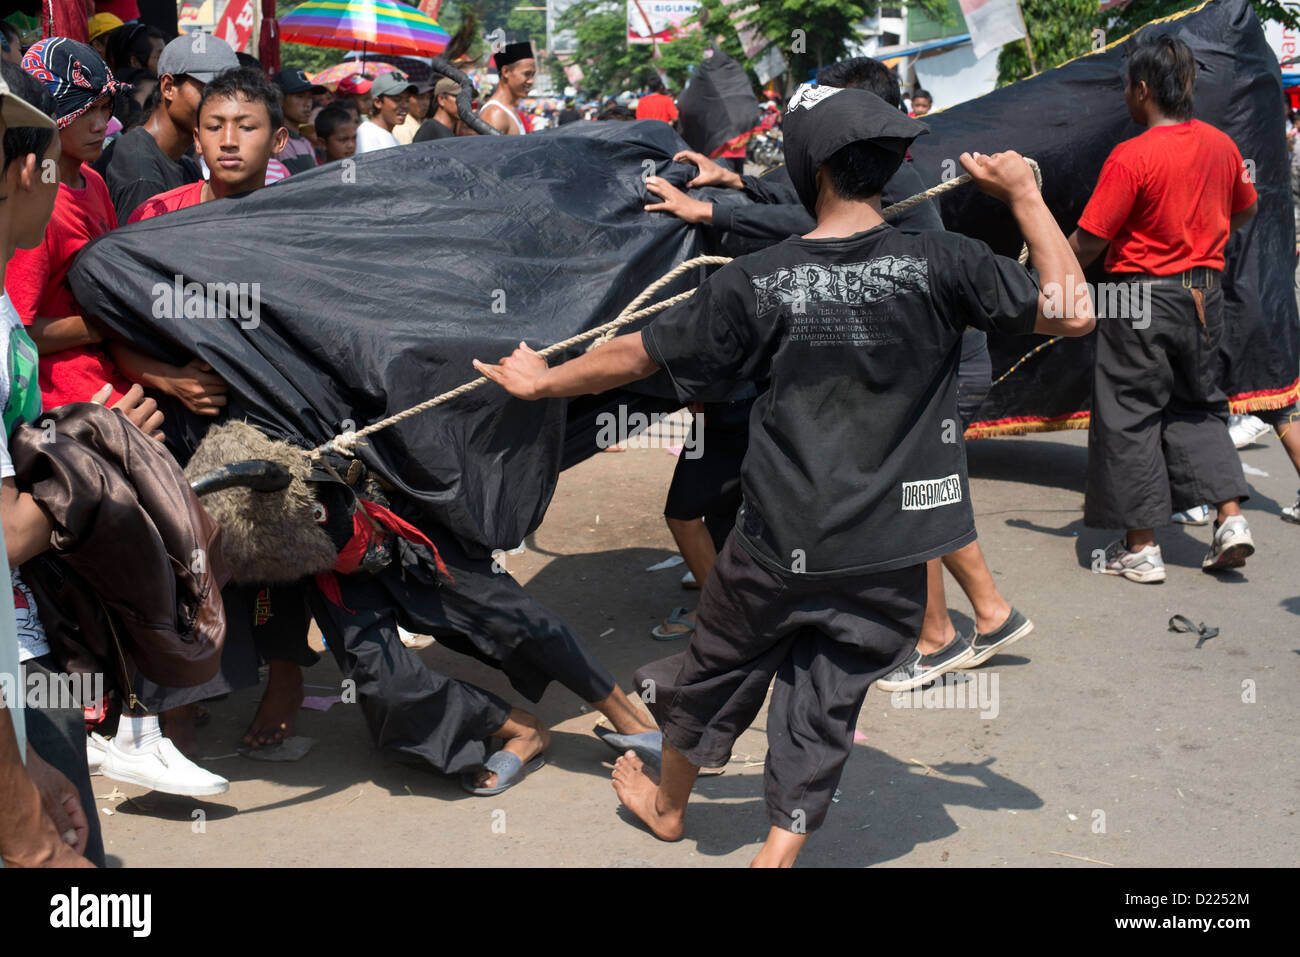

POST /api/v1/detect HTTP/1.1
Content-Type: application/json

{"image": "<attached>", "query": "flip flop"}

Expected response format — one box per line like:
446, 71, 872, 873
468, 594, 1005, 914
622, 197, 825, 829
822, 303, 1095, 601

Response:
460, 749, 546, 796
651, 607, 695, 641
593, 726, 662, 768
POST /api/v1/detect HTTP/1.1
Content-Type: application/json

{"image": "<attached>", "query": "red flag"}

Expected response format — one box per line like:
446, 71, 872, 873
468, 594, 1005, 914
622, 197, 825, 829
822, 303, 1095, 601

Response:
259, 0, 281, 73
43, 0, 93, 43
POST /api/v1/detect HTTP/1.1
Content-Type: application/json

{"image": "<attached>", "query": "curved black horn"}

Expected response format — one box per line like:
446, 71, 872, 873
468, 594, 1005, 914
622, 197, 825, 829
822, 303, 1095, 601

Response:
190, 460, 293, 497
428, 57, 500, 136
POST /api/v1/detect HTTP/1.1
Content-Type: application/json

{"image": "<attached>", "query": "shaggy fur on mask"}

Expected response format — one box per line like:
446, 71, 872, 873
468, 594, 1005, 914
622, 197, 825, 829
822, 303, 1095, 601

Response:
184, 421, 339, 584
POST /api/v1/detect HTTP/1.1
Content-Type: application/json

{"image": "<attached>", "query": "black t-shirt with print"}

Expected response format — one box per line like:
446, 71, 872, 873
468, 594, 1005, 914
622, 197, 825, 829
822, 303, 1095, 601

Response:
641, 224, 1040, 578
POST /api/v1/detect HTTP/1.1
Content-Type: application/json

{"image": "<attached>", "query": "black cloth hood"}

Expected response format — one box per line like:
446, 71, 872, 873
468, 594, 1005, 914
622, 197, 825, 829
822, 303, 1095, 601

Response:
783, 84, 929, 214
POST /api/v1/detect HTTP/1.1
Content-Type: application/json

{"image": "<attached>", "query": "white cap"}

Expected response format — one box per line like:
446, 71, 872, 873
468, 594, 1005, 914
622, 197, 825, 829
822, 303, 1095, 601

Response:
0, 75, 56, 132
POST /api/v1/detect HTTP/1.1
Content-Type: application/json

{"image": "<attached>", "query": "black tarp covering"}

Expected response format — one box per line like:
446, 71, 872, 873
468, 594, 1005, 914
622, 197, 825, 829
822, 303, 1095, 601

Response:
905, 0, 1297, 435
69, 120, 705, 556
676, 50, 760, 156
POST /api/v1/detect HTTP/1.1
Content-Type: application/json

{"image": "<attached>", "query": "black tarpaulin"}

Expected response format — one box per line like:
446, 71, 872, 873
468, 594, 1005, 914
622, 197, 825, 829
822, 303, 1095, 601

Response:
676, 49, 760, 156
68, 120, 703, 557
904, 0, 1297, 437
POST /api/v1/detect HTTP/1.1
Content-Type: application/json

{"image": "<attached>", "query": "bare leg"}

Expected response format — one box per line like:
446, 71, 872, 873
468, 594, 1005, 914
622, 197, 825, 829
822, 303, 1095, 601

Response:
241, 660, 304, 748
666, 516, 717, 585
473, 708, 550, 789
590, 687, 657, 736
917, 557, 956, 655
1274, 419, 1300, 475
941, 539, 1012, 635
750, 826, 809, 868
611, 742, 698, 841
1213, 499, 1242, 523
160, 705, 197, 757
656, 518, 717, 637
1127, 527, 1156, 550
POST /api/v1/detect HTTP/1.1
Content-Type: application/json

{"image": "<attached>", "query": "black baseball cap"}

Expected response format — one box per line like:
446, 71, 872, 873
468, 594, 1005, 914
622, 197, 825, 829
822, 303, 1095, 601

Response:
274, 68, 328, 95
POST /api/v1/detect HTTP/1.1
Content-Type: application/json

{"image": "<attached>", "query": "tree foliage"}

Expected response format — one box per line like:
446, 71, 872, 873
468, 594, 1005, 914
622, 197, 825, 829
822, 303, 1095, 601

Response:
997, 0, 1300, 86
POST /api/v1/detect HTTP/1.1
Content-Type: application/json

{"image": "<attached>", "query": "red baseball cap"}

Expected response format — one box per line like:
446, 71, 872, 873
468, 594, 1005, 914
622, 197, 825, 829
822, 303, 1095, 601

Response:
336, 74, 374, 96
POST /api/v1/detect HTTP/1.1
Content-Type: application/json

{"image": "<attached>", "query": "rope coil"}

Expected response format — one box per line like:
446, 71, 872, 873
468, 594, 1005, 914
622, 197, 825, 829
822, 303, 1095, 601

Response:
311, 158, 1044, 460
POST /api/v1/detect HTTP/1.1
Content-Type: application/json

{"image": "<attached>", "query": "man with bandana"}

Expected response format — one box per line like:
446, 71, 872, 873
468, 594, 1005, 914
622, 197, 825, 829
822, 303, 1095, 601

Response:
476, 84, 1095, 866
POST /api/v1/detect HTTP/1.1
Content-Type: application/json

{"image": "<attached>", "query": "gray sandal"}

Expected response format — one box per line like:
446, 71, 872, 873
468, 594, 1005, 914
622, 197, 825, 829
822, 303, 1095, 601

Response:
461, 749, 546, 796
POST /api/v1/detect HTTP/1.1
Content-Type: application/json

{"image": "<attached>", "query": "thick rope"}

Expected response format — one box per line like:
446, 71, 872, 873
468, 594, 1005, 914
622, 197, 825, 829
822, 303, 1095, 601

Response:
310, 158, 1044, 459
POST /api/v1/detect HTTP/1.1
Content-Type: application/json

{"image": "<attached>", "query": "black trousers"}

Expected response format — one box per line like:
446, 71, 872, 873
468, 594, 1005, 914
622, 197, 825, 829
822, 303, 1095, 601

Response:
1085, 280, 1249, 529
309, 528, 617, 776
635, 535, 925, 833
22, 655, 106, 867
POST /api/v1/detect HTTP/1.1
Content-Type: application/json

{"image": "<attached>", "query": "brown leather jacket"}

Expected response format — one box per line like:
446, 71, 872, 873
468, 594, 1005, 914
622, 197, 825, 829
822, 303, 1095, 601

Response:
10, 403, 229, 691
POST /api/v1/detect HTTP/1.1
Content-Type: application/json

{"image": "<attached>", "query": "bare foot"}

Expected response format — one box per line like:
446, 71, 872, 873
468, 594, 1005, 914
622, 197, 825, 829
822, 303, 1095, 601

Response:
241, 660, 303, 749
592, 688, 658, 736
160, 705, 197, 757
655, 609, 695, 637
474, 709, 550, 789
612, 751, 683, 841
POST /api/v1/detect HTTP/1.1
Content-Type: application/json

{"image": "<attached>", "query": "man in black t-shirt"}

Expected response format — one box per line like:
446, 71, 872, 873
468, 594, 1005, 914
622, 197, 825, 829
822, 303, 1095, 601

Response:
413, 78, 461, 142
475, 85, 1094, 866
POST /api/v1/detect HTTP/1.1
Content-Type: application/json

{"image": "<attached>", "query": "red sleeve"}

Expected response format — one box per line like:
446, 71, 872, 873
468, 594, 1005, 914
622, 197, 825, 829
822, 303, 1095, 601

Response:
1230, 144, 1258, 213
127, 198, 158, 223
1077, 152, 1140, 240
4, 241, 53, 325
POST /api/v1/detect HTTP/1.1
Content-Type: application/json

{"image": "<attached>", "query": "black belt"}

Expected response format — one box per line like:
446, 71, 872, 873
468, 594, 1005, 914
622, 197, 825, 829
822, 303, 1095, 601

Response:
1121, 267, 1220, 289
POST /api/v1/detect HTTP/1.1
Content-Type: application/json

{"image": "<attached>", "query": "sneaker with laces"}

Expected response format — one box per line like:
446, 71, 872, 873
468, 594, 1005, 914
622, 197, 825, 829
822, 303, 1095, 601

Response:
876, 633, 974, 693
1172, 504, 1212, 525
1228, 413, 1270, 448
1099, 538, 1166, 583
1281, 493, 1300, 524
101, 736, 229, 796
1202, 515, 1254, 572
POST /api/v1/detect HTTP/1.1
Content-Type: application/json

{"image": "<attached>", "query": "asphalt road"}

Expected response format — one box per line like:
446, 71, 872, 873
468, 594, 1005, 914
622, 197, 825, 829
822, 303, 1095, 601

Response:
96, 423, 1300, 867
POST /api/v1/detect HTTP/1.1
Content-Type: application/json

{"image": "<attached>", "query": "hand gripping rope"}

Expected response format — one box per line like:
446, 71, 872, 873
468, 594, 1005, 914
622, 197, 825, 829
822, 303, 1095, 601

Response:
309, 157, 1046, 460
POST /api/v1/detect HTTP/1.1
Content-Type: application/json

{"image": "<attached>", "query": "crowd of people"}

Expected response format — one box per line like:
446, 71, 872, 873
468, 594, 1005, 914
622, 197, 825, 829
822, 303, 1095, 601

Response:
0, 9, 1290, 870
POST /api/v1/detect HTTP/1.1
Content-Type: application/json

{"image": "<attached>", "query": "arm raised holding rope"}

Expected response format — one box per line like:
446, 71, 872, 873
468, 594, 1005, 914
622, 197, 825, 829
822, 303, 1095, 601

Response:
959, 150, 1095, 337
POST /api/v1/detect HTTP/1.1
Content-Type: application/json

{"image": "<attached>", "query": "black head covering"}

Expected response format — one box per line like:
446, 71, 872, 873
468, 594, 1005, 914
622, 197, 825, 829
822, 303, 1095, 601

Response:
783, 82, 929, 214
493, 42, 534, 69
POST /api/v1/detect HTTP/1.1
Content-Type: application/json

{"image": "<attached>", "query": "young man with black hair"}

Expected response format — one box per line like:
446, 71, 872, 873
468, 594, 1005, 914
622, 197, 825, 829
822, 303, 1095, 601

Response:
315, 103, 357, 162
476, 84, 1094, 866
636, 76, 677, 124
126, 65, 287, 218
1070, 30, 1258, 582
99, 32, 239, 223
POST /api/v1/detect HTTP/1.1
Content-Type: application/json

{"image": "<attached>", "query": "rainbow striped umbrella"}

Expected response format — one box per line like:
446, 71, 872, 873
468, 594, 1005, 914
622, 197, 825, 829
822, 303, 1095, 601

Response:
309, 60, 401, 88
280, 0, 450, 57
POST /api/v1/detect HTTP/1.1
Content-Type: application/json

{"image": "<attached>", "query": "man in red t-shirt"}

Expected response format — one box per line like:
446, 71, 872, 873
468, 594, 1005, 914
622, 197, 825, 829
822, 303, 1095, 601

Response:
1069, 31, 1258, 583
635, 78, 678, 124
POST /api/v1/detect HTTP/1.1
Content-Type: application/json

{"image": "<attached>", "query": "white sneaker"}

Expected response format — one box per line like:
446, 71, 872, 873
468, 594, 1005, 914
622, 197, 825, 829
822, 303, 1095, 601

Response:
101, 736, 229, 796
1202, 516, 1255, 572
1099, 538, 1166, 583
86, 732, 110, 776
1282, 494, 1300, 524
1172, 504, 1212, 525
1228, 413, 1270, 449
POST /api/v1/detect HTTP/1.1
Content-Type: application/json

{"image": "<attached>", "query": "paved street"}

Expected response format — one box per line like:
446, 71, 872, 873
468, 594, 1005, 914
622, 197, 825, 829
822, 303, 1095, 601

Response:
96, 423, 1300, 867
